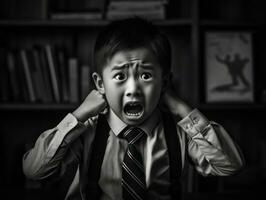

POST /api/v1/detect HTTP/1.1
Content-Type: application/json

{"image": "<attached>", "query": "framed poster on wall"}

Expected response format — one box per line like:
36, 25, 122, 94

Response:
205, 31, 254, 103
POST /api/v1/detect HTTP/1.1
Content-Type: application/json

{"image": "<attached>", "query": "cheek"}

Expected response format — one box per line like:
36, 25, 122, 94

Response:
144, 82, 162, 106
104, 83, 123, 107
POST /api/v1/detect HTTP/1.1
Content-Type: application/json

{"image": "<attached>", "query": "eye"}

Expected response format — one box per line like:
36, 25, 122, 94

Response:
114, 73, 127, 81
141, 72, 152, 80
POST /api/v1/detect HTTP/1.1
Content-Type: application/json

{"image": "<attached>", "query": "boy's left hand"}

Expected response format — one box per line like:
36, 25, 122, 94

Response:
160, 88, 192, 119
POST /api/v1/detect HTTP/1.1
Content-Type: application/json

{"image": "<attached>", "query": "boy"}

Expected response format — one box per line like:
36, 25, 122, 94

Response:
23, 18, 244, 200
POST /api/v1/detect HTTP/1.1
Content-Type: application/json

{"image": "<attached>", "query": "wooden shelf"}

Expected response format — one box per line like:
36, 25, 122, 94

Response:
200, 19, 266, 28
0, 19, 109, 27
1, 102, 265, 112
0, 103, 78, 111
198, 103, 266, 111
0, 18, 193, 28
153, 19, 193, 26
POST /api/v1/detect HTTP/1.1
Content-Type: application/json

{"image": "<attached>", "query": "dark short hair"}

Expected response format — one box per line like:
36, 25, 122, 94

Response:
93, 17, 171, 77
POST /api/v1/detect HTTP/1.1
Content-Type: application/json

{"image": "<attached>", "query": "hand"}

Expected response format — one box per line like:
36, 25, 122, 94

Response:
160, 88, 192, 119
72, 90, 108, 122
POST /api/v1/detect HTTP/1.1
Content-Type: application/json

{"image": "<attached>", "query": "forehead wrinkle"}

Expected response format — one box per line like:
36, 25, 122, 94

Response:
111, 62, 130, 71
111, 59, 154, 72
113, 60, 140, 70
129, 60, 152, 68
131, 60, 139, 69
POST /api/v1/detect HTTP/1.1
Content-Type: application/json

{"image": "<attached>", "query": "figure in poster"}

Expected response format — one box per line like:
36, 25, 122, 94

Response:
213, 53, 250, 93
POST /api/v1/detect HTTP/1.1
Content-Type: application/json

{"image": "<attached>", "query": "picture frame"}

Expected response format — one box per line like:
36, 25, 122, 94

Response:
204, 31, 254, 103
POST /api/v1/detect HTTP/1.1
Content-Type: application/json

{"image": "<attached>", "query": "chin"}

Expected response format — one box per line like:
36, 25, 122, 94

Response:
123, 118, 145, 126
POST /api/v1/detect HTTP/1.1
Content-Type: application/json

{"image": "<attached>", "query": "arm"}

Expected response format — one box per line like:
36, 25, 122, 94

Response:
178, 110, 244, 176
23, 90, 107, 180
161, 89, 244, 176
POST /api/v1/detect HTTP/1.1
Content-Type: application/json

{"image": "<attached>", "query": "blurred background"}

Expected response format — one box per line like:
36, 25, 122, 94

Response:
0, 0, 266, 199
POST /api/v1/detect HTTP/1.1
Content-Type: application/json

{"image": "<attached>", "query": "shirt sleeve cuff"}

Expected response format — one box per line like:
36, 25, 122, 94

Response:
177, 109, 210, 138
46, 113, 80, 157
56, 113, 79, 132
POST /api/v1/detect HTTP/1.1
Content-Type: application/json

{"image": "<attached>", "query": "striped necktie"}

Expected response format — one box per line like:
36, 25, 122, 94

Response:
120, 126, 146, 200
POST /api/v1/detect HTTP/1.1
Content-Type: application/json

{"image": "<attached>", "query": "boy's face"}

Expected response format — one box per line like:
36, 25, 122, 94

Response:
93, 48, 164, 125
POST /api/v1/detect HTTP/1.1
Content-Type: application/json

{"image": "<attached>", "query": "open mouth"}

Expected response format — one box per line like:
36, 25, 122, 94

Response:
124, 102, 144, 117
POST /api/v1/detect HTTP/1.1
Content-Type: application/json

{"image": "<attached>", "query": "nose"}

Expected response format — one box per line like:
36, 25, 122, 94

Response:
125, 76, 141, 98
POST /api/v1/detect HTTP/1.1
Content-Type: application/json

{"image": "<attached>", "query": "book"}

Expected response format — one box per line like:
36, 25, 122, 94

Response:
0, 0, 48, 19
55, 45, 69, 102
34, 45, 54, 102
110, 0, 167, 1
20, 49, 36, 102
108, 0, 167, 10
106, 7, 166, 20
6, 50, 20, 101
68, 57, 79, 103
80, 65, 91, 100
106, 0, 167, 20
50, 12, 103, 20
50, 0, 105, 20
16, 49, 29, 102
45, 44, 60, 103
83, 0, 106, 11
31, 48, 50, 102
51, 0, 106, 11
25, 49, 43, 102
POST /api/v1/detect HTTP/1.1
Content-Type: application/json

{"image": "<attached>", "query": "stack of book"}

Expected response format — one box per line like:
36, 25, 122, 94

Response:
0, 45, 92, 104
106, 0, 168, 20
49, 0, 105, 20
0, 0, 48, 19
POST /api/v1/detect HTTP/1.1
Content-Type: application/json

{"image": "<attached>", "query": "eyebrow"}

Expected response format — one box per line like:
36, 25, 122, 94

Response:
140, 64, 154, 70
111, 63, 154, 71
111, 64, 128, 71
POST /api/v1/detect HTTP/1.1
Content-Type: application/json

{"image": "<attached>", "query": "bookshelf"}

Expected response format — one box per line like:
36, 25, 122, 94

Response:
0, 103, 77, 111
1, 0, 266, 200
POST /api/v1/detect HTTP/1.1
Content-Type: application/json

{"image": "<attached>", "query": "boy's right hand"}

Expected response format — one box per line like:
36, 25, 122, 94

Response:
72, 90, 108, 122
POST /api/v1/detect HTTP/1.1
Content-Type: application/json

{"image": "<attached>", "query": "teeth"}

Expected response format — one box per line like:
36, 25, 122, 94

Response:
126, 112, 142, 116
124, 102, 143, 117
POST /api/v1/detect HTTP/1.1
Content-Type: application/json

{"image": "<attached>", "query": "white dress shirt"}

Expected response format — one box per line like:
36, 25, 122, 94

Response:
23, 108, 244, 200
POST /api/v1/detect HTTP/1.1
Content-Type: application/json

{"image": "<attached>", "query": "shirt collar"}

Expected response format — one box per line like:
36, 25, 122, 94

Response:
106, 108, 160, 137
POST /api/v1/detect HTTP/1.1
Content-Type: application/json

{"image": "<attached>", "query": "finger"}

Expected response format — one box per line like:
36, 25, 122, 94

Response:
94, 90, 102, 96
100, 106, 109, 115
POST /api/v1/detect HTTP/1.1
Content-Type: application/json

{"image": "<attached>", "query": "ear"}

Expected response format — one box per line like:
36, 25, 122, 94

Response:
92, 72, 105, 94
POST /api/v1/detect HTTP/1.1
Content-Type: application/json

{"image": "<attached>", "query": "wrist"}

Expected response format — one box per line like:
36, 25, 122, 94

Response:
171, 98, 192, 118
72, 106, 89, 123
178, 103, 192, 118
